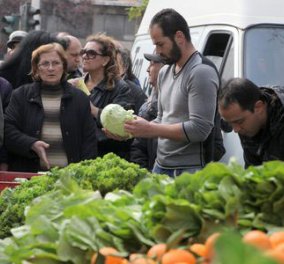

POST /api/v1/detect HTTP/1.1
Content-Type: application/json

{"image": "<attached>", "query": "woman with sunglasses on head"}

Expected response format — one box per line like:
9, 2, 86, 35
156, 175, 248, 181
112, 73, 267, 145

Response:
4, 43, 98, 172
71, 33, 133, 160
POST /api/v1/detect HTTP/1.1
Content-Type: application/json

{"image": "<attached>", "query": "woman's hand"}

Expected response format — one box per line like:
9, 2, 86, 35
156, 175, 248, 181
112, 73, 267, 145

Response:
102, 128, 130, 141
68, 78, 80, 86
31, 140, 50, 170
90, 102, 99, 118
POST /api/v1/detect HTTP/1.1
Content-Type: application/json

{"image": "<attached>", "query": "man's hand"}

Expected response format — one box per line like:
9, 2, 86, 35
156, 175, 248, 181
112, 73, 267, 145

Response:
103, 116, 157, 140
31, 141, 50, 170
124, 116, 154, 138
125, 116, 184, 140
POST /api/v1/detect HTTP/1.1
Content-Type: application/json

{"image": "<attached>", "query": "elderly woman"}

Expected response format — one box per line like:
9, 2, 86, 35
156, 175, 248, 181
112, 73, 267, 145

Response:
4, 43, 97, 172
74, 34, 133, 160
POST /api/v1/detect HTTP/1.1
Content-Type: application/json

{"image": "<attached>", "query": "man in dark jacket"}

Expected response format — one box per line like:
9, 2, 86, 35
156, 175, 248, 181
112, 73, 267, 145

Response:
218, 77, 284, 167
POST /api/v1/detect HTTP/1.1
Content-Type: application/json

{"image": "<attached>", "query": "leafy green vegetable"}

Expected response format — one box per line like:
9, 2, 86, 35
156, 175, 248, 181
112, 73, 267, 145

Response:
2, 159, 284, 263
0, 153, 149, 239
0, 174, 58, 239
100, 103, 134, 137
148, 196, 202, 242
55, 153, 150, 196
0, 175, 153, 263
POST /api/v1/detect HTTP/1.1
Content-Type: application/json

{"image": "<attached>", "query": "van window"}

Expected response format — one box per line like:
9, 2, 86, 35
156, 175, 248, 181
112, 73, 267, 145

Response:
201, 32, 234, 84
203, 33, 231, 71
244, 25, 284, 86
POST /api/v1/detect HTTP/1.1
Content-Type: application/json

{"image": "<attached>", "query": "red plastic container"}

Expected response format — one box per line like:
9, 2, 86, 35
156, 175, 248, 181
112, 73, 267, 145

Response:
0, 171, 40, 191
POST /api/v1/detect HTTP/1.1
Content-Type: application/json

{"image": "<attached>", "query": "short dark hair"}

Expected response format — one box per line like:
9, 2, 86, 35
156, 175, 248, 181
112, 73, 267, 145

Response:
150, 8, 191, 42
218, 78, 262, 112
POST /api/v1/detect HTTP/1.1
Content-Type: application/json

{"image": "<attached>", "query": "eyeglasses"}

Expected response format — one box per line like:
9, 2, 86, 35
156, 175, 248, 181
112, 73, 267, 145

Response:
79, 49, 104, 59
38, 61, 63, 69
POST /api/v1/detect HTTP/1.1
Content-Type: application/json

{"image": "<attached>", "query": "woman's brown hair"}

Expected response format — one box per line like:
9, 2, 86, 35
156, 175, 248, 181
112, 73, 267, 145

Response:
31, 42, 68, 81
86, 33, 120, 90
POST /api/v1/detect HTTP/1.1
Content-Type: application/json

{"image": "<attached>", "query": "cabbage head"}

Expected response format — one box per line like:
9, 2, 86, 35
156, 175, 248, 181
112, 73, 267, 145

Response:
101, 104, 134, 138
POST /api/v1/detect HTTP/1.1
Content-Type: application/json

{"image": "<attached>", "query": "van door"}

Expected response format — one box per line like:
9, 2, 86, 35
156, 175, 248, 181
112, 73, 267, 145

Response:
197, 26, 245, 165
197, 25, 239, 81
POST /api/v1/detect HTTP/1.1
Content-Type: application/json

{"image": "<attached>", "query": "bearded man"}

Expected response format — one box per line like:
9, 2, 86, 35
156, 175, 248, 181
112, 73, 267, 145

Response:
123, 9, 220, 177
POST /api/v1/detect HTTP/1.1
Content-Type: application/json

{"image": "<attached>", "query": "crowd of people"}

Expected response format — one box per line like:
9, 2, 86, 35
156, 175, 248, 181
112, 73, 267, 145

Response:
0, 8, 283, 175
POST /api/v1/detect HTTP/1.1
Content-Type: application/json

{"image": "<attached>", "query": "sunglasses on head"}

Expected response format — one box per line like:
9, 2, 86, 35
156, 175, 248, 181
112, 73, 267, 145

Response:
79, 49, 104, 59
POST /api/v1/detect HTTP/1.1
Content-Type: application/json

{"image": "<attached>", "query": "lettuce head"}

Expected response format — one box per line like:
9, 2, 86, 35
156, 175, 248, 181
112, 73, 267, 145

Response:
101, 104, 134, 138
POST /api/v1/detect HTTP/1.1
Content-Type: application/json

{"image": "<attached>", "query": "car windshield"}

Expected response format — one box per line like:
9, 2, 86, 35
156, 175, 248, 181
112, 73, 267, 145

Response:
244, 25, 284, 86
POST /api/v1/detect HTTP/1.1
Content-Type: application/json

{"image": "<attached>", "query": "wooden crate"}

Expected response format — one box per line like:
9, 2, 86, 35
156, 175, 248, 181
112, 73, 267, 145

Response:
0, 171, 40, 191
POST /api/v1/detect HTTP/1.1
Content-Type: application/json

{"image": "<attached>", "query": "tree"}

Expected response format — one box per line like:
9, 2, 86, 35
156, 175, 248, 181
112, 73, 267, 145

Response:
127, 0, 149, 20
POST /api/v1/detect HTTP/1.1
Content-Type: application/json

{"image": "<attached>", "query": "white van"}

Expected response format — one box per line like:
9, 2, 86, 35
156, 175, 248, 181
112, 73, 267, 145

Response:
131, 0, 284, 165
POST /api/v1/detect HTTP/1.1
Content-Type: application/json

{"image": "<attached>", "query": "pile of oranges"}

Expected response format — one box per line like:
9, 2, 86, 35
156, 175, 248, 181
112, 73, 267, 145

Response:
243, 230, 284, 264
90, 230, 284, 264
90, 245, 197, 264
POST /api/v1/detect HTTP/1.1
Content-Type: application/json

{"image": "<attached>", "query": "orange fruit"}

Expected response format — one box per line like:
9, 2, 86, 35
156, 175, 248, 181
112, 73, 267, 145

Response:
204, 232, 220, 260
266, 248, 284, 264
129, 254, 145, 262
99, 247, 118, 255
275, 243, 284, 253
91, 247, 128, 264
147, 243, 167, 261
129, 253, 158, 263
130, 256, 157, 264
189, 243, 206, 257
161, 249, 196, 264
91, 252, 98, 264
270, 232, 284, 248
243, 230, 272, 250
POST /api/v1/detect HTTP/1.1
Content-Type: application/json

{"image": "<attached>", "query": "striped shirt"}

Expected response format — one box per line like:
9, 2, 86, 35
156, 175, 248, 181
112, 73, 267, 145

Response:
40, 84, 68, 169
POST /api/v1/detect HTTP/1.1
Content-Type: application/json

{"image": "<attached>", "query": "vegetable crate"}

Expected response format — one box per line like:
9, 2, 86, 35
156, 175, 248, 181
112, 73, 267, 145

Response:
0, 171, 40, 191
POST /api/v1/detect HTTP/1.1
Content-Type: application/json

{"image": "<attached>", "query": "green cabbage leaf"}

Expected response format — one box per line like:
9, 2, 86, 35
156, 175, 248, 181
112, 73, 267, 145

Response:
101, 104, 134, 137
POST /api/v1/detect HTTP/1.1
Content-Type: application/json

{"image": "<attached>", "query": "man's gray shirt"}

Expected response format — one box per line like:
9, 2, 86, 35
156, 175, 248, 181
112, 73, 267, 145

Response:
155, 52, 219, 168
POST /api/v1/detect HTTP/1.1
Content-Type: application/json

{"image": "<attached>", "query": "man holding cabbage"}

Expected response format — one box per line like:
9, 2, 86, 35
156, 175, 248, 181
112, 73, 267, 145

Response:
104, 9, 220, 177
